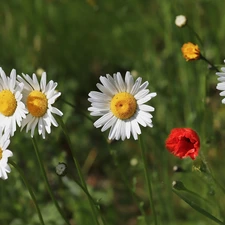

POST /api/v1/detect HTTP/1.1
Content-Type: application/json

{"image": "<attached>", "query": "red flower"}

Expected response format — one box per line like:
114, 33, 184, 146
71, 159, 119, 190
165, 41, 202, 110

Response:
165, 128, 200, 160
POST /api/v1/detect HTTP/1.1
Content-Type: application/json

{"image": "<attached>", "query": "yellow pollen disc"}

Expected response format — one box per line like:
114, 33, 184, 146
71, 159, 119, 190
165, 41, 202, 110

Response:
0, 90, 17, 116
110, 92, 137, 120
0, 148, 2, 160
27, 90, 48, 117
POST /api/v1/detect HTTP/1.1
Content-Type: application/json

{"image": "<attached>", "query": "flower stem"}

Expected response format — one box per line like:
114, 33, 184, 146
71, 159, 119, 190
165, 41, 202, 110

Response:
139, 136, 158, 225
32, 137, 71, 225
10, 160, 45, 225
110, 150, 148, 225
57, 117, 101, 225
200, 55, 219, 72
187, 24, 204, 48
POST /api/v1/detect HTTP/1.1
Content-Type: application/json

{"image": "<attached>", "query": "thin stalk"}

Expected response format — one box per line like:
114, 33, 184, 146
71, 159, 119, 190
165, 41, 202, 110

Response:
110, 151, 148, 225
10, 160, 45, 225
187, 24, 204, 48
139, 136, 158, 225
32, 138, 70, 225
200, 55, 219, 72
58, 117, 101, 225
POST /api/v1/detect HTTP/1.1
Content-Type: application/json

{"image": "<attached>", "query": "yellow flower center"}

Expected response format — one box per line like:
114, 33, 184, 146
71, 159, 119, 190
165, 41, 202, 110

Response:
27, 90, 48, 117
0, 90, 17, 116
181, 42, 201, 61
110, 92, 137, 120
0, 148, 2, 160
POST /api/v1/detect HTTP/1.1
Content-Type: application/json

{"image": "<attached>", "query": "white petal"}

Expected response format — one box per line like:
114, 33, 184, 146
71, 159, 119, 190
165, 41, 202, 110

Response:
139, 104, 155, 112
137, 92, 157, 104
130, 77, 142, 95
101, 115, 117, 132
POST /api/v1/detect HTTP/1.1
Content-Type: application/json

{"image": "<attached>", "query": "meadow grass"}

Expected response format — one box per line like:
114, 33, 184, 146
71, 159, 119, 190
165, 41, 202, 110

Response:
1, 0, 225, 224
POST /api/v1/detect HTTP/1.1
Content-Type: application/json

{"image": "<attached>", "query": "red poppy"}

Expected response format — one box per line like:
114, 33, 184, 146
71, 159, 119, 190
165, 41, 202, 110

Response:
165, 128, 200, 160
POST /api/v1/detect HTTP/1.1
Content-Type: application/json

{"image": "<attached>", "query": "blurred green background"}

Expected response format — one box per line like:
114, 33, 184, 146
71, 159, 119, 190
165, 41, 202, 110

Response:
1, 0, 225, 224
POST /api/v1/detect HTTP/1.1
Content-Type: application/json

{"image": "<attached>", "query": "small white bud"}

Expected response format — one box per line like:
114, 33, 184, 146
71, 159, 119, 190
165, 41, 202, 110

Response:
175, 15, 187, 27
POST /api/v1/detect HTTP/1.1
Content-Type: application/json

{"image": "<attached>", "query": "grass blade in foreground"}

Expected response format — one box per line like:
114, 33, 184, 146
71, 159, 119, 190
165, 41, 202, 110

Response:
10, 160, 45, 225
173, 189, 224, 225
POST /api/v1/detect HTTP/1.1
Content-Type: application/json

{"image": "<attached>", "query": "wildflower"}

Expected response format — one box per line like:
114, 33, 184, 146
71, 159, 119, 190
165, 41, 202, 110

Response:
181, 42, 201, 61
165, 128, 200, 160
88, 72, 157, 140
17, 72, 63, 139
0, 68, 27, 136
0, 128, 13, 180
175, 15, 187, 27
216, 60, 225, 104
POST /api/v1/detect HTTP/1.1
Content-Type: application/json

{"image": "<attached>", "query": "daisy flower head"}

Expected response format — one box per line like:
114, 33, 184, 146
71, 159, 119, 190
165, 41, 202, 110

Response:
88, 72, 157, 141
0, 67, 27, 136
181, 42, 201, 61
216, 60, 225, 104
17, 72, 63, 139
0, 128, 13, 180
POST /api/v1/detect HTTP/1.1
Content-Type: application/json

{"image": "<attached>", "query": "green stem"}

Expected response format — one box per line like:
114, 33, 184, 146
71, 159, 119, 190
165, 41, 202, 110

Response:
110, 150, 148, 225
57, 117, 101, 225
200, 155, 225, 195
32, 138, 70, 225
200, 55, 219, 72
10, 160, 45, 225
139, 136, 158, 225
187, 24, 204, 48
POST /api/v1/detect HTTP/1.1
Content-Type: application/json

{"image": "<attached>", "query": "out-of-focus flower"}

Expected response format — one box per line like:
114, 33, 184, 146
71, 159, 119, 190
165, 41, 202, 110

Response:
88, 72, 157, 140
0, 68, 27, 136
0, 128, 13, 180
130, 158, 138, 166
181, 42, 201, 61
165, 128, 200, 160
175, 15, 187, 27
216, 60, 225, 104
36, 68, 45, 77
17, 72, 63, 139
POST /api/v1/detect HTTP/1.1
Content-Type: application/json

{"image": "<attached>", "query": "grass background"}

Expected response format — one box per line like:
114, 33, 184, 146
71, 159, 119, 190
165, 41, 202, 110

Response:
1, 0, 225, 224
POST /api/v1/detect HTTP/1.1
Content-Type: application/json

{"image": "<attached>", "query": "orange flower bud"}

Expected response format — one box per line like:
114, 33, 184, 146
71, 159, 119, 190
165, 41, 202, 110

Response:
181, 42, 201, 61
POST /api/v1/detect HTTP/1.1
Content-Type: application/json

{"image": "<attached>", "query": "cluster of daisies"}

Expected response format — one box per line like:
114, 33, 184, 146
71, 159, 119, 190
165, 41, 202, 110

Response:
0, 67, 63, 179
2, 56, 225, 179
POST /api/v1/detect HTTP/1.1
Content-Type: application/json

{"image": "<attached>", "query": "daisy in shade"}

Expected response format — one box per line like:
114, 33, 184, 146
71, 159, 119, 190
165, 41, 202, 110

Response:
17, 72, 63, 139
0, 128, 13, 180
88, 72, 157, 141
0, 67, 27, 136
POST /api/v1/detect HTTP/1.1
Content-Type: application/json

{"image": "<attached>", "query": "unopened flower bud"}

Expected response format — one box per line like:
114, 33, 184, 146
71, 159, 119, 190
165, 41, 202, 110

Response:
56, 162, 67, 176
175, 15, 187, 27
173, 165, 185, 172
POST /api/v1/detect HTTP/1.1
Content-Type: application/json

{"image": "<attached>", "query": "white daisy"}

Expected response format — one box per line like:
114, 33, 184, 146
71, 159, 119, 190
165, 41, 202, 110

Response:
17, 72, 63, 139
88, 71, 157, 141
0, 67, 27, 136
216, 60, 225, 104
0, 128, 13, 180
